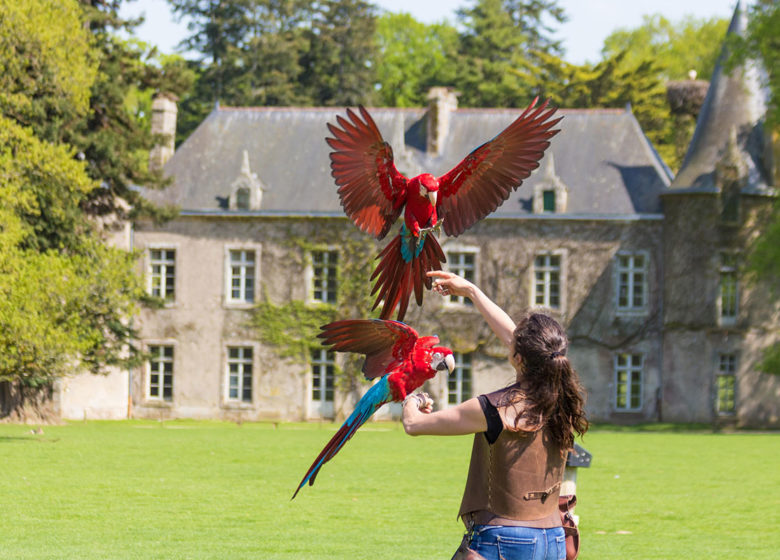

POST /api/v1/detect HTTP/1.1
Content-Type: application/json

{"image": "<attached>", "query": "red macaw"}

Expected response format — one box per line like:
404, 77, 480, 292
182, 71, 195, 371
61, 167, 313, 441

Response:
327, 97, 562, 320
292, 319, 454, 499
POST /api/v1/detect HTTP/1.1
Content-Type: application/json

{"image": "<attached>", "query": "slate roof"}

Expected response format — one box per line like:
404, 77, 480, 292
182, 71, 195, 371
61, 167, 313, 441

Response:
670, 1, 773, 194
146, 103, 672, 216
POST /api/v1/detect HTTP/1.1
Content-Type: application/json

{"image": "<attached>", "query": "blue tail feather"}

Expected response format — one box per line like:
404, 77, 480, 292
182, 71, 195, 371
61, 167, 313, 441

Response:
292, 377, 392, 498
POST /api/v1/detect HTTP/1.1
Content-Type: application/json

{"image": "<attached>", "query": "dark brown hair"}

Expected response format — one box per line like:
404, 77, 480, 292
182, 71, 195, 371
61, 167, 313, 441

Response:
509, 312, 588, 449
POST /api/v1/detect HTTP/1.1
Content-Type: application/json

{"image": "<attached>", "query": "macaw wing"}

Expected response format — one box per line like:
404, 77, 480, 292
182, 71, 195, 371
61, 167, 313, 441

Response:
436, 98, 562, 237
318, 319, 419, 379
326, 106, 408, 240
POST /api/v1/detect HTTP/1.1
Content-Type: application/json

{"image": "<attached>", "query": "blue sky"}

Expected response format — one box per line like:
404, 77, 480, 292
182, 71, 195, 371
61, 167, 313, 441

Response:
121, 0, 739, 65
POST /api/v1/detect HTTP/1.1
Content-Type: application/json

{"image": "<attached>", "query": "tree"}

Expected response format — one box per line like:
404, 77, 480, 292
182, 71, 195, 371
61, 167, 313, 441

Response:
454, 0, 566, 107
602, 14, 728, 82
74, 1, 192, 222
0, 0, 148, 419
375, 13, 459, 107
301, 0, 378, 106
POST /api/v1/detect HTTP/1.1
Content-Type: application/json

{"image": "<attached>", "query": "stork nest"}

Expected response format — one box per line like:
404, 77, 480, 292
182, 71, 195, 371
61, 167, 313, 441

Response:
666, 80, 710, 116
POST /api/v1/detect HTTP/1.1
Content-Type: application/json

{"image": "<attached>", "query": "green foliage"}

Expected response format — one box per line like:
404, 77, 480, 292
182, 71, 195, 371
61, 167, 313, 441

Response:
0, 116, 95, 253
0, 116, 145, 386
453, 0, 567, 107
171, 0, 379, 140
301, 0, 378, 107
727, 0, 779, 129
602, 14, 729, 81
730, 1, 780, 374
745, 200, 780, 375
0, 0, 150, 405
251, 299, 338, 362
73, 2, 192, 220
0, 0, 97, 135
375, 13, 459, 107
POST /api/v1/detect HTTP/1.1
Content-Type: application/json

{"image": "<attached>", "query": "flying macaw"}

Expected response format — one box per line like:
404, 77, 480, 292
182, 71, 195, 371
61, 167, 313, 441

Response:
292, 319, 455, 499
326, 97, 562, 321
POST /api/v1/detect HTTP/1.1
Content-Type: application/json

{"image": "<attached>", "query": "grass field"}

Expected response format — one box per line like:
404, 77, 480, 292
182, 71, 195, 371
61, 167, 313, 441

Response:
1, 420, 778, 559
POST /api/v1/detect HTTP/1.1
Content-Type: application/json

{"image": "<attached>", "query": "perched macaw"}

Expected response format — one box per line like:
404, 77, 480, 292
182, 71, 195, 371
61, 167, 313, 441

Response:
292, 319, 455, 499
327, 97, 562, 320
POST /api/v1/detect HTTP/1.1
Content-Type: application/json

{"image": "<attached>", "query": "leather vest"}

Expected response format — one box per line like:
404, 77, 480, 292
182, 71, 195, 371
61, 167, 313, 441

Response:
458, 387, 566, 527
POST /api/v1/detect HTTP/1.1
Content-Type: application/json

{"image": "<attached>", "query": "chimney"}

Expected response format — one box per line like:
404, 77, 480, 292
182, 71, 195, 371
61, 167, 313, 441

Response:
149, 93, 178, 170
426, 87, 458, 155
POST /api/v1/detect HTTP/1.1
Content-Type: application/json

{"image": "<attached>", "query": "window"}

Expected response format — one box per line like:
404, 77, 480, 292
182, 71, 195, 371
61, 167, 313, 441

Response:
616, 253, 647, 312
615, 353, 642, 411
719, 253, 738, 322
311, 349, 335, 404
445, 250, 476, 306
448, 352, 473, 405
149, 249, 175, 302
311, 250, 338, 303
716, 353, 737, 414
542, 190, 556, 213
721, 189, 740, 223
228, 249, 255, 304
226, 347, 253, 403
148, 345, 173, 401
533, 254, 561, 308
235, 187, 250, 210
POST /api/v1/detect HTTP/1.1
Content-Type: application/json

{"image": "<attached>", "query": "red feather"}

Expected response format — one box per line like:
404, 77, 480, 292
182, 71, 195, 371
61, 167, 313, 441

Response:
437, 97, 562, 237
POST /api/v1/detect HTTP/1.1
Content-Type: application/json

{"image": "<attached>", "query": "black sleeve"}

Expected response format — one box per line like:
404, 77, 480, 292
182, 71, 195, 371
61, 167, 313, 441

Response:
477, 394, 503, 444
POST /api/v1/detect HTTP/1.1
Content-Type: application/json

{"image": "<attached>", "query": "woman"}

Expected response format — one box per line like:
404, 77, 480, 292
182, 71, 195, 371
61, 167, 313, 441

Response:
402, 270, 588, 560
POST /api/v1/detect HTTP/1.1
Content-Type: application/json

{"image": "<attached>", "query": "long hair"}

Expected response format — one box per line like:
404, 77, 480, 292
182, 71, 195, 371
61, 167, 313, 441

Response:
508, 312, 588, 449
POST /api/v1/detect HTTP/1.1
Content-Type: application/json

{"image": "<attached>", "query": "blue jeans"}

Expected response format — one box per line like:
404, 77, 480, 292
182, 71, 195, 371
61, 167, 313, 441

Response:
467, 525, 566, 560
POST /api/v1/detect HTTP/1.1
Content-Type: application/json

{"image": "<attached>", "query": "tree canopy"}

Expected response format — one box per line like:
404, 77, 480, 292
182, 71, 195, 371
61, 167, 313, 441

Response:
602, 14, 729, 81
0, 0, 179, 417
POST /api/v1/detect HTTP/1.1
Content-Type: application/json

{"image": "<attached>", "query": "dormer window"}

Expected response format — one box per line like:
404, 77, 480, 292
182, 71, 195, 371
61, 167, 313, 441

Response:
542, 190, 556, 213
229, 150, 265, 210
235, 187, 250, 210
532, 153, 567, 214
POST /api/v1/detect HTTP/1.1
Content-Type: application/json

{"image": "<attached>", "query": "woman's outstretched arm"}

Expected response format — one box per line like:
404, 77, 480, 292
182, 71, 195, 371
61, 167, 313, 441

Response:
402, 394, 487, 436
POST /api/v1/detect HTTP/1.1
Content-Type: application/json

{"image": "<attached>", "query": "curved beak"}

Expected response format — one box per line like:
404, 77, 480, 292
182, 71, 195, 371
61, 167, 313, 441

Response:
444, 354, 455, 374
428, 190, 438, 206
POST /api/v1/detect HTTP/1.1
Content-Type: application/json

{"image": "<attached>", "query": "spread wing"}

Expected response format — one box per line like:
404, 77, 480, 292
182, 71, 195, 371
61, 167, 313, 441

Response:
436, 98, 562, 237
326, 106, 408, 240
318, 319, 419, 379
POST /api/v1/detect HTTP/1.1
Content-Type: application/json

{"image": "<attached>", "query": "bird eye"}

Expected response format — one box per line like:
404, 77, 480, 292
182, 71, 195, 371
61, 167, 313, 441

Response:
432, 352, 442, 362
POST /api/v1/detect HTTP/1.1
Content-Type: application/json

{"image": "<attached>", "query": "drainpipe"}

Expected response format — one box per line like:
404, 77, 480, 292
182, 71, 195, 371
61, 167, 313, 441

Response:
127, 222, 135, 419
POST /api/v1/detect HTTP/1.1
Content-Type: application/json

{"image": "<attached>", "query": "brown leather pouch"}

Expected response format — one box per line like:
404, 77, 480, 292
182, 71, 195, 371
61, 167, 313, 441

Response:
450, 533, 487, 560
559, 494, 580, 560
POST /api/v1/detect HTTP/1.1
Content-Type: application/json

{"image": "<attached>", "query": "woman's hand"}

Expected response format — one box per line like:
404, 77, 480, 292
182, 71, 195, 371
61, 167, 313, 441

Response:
428, 270, 517, 350
428, 270, 475, 300
403, 392, 434, 414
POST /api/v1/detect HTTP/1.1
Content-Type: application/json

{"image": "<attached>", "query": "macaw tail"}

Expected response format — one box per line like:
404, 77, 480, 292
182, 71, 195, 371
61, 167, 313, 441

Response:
292, 378, 391, 499
370, 226, 445, 321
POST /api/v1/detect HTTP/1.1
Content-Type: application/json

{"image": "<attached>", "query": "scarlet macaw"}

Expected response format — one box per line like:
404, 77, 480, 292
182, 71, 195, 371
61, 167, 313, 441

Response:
327, 97, 562, 320
292, 319, 455, 498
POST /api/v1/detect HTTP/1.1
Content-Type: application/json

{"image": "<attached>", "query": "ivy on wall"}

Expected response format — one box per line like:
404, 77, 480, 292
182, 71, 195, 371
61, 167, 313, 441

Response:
249, 229, 382, 390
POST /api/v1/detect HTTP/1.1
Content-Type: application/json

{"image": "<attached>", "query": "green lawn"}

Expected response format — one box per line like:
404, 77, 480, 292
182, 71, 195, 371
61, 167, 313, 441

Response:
1, 420, 777, 559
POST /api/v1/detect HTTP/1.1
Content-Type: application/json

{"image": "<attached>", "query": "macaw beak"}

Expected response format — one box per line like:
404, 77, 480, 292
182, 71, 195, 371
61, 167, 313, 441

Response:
428, 190, 437, 206
443, 354, 455, 374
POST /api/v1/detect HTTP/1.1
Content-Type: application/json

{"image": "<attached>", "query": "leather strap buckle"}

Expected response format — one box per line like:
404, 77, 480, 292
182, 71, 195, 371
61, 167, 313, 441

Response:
522, 482, 561, 503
